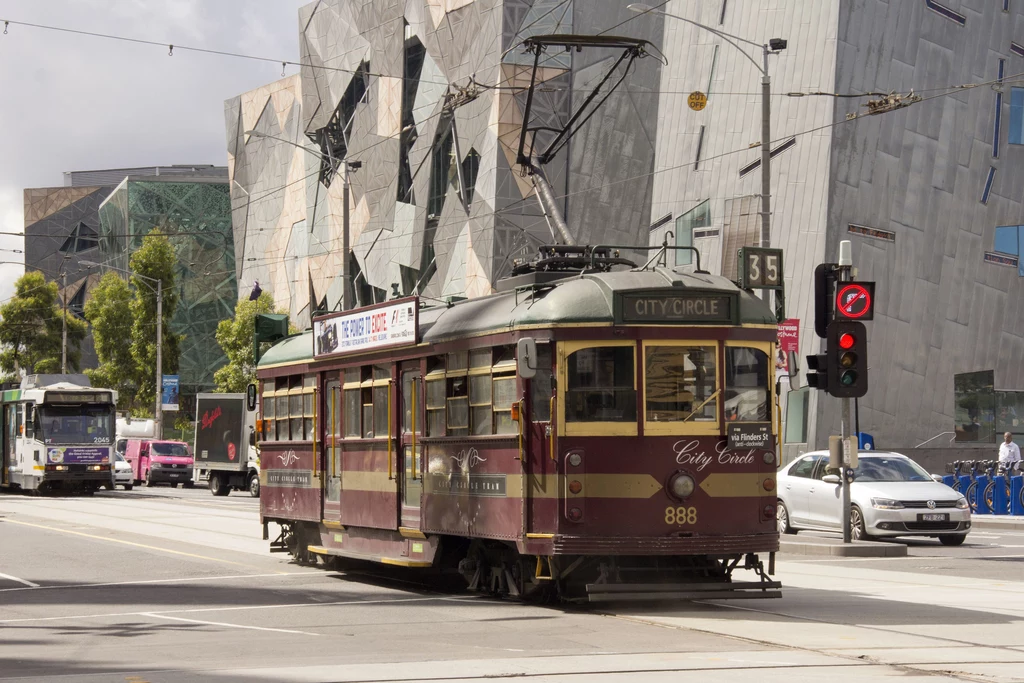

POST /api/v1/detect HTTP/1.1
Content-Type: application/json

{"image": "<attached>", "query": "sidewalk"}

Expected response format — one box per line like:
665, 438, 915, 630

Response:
969, 514, 1024, 531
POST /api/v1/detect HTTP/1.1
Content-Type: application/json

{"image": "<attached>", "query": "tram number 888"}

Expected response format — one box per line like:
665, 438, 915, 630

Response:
664, 506, 698, 525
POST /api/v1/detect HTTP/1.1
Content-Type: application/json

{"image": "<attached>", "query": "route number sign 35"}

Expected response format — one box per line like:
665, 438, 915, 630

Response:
738, 247, 784, 290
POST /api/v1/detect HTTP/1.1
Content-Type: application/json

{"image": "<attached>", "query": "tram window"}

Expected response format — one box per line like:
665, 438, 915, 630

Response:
566, 346, 637, 423
645, 346, 717, 423
724, 347, 770, 422
448, 351, 469, 372
426, 377, 446, 436
343, 368, 361, 438
373, 364, 390, 380
469, 372, 492, 436
493, 375, 517, 434
530, 343, 553, 422
302, 393, 315, 440
469, 349, 491, 369
447, 375, 469, 435
276, 390, 290, 440
262, 385, 275, 441
372, 385, 389, 436
492, 345, 516, 373
289, 384, 303, 441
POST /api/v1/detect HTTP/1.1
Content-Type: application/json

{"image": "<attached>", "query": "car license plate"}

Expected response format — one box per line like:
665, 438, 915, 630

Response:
170, 473, 181, 478
919, 513, 948, 522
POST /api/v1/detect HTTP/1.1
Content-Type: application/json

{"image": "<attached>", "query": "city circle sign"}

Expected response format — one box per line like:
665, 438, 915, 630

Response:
835, 282, 874, 320
688, 91, 707, 111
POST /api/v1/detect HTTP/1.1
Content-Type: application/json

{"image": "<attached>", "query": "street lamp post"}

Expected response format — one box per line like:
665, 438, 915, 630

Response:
243, 129, 370, 311
80, 261, 164, 439
628, 4, 786, 250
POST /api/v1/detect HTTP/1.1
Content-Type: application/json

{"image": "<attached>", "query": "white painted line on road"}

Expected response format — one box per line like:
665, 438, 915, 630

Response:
142, 612, 320, 637
0, 571, 310, 593
0, 594, 481, 625
0, 571, 39, 588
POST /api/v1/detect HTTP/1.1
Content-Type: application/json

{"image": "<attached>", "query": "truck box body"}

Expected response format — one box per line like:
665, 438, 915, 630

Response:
194, 393, 247, 473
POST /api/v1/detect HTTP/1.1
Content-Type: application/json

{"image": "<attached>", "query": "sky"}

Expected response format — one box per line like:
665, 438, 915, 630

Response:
0, 0, 309, 301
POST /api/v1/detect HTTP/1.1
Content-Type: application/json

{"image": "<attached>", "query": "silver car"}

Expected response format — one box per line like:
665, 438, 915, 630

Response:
777, 451, 971, 546
113, 453, 134, 491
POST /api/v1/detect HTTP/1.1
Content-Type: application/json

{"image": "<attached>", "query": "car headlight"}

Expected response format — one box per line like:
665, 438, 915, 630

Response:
150, 462, 161, 468
871, 497, 904, 510
955, 497, 969, 510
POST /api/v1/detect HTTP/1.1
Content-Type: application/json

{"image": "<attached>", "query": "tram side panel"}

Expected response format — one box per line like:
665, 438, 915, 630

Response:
259, 443, 320, 524
337, 443, 398, 530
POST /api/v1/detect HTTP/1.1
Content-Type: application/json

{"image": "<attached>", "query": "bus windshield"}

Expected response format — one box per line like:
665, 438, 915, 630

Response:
40, 405, 114, 445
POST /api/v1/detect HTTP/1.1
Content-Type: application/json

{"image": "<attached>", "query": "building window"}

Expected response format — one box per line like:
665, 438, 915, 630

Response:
739, 137, 796, 177
58, 222, 99, 254
67, 283, 87, 319
924, 0, 966, 25
955, 370, 996, 443
1010, 88, 1024, 145
784, 388, 809, 444
982, 167, 997, 204
462, 149, 480, 205
675, 200, 710, 266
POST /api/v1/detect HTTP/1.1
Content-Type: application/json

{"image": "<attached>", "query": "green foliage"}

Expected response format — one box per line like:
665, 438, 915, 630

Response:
82, 232, 180, 413
84, 272, 137, 409
129, 232, 181, 408
0, 271, 87, 377
214, 291, 281, 392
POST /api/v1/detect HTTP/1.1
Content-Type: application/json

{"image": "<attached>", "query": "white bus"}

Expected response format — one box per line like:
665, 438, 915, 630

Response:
0, 374, 118, 494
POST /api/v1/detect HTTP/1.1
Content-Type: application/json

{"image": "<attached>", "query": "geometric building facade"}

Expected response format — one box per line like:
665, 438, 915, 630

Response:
227, 0, 665, 328
227, 0, 1024, 455
98, 176, 236, 415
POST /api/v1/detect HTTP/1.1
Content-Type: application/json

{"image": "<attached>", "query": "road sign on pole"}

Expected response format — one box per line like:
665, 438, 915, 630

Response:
835, 282, 875, 320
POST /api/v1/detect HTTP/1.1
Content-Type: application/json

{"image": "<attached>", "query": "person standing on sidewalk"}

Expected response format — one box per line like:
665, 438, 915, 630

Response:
998, 432, 1021, 473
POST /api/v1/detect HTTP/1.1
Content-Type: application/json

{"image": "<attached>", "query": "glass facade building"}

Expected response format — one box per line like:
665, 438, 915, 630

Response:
98, 178, 236, 410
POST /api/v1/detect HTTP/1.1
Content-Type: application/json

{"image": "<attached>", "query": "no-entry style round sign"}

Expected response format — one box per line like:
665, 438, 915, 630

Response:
835, 283, 873, 320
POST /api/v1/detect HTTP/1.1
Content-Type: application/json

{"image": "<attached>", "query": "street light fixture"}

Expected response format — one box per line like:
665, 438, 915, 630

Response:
627, 3, 786, 251
80, 260, 164, 439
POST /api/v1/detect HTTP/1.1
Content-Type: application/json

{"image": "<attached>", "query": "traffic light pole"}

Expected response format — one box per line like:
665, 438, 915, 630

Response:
837, 246, 853, 544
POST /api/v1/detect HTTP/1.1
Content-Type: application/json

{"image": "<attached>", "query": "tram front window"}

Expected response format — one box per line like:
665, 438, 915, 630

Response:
565, 346, 636, 423
724, 346, 770, 421
645, 346, 718, 422
39, 405, 114, 445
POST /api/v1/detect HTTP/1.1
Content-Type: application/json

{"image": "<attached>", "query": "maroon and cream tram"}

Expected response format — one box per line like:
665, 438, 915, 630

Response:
255, 247, 781, 601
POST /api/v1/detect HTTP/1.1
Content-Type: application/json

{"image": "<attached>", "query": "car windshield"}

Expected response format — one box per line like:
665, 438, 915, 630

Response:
40, 405, 114, 445
150, 442, 190, 457
853, 456, 931, 482
115, 453, 126, 462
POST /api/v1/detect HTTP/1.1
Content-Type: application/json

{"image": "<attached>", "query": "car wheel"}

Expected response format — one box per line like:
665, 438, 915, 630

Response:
939, 534, 967, 547
145, 471, 154, 487
249, 474, 260, 498
851, 506, 870, 541
777, 501, 796, 535
123, 483, 133, 491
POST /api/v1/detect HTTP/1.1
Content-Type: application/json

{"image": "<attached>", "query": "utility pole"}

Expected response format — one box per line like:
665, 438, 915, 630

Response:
837, 240, 853, 544
760, 46, 772, 252
60, 269, 67, 374
155, 277, 163, 440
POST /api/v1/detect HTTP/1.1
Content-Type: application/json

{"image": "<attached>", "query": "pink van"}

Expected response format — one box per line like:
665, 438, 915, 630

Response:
123, 439, 194, 487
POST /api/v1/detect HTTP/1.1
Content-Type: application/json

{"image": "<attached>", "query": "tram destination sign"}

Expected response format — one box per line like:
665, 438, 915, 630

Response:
618, 291, 736, 324
312, 297, 418, 359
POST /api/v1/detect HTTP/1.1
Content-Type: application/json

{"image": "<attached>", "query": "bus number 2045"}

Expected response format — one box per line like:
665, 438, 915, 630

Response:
664, 506, 697, 525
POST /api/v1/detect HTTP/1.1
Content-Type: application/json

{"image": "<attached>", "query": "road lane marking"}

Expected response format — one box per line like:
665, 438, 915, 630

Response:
0, 595, 479, 624
0, 571, 38, 588
0, 517, 288, 573
0, 572, 310, 593
142, 612, 319, 636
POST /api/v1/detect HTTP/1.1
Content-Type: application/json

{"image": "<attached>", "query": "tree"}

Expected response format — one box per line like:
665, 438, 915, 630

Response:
214, 291, 282, 392
84, 272, 137, 410
0, 271, 86, 380
129, 232, 181, 409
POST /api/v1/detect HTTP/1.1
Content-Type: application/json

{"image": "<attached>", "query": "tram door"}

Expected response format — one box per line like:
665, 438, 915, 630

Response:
399, 364, 423, 529
322, 378, 342, 520
1, 403, 10, 486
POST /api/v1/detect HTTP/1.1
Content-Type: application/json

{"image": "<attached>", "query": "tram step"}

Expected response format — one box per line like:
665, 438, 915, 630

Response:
586, 580, 782, 602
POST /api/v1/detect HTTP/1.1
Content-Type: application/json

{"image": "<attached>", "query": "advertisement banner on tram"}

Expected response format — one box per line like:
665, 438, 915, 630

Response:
312, 297, 418, 359
47, 446, 109, 465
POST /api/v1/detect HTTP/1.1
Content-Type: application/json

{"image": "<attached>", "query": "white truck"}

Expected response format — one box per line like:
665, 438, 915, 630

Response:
115, 417, 156, 458
192, 393, 259, 497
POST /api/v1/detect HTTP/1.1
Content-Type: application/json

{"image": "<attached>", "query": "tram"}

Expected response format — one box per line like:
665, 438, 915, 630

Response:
255, 246, 782, 601
0, 374, 117, 494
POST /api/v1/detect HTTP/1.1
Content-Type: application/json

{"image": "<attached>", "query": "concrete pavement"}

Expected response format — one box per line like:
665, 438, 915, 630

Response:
1, 487, 1023, 682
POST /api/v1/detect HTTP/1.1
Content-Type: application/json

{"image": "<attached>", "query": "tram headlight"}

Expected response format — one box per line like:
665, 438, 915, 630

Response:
669, 473, 695, 500
567, 453, 582, 467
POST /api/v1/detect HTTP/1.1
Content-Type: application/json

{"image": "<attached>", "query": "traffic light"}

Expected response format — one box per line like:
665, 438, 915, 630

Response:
826, 321, 868, 398
805, 353, 828, 391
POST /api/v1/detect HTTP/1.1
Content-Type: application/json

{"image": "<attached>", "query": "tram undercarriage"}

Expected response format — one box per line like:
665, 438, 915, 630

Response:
269, 521, 780, 603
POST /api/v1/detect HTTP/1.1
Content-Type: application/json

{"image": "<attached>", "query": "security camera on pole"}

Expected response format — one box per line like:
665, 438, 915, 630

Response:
805, 240, 875, 543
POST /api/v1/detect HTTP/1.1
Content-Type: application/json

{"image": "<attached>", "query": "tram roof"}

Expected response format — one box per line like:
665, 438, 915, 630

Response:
259, 266, 775, 369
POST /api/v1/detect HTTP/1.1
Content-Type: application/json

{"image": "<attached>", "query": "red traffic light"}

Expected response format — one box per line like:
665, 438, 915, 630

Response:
838, 333, 855, 350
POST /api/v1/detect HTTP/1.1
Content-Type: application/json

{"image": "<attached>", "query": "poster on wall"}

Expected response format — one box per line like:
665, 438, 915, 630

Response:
161, 375, 180, 411
776, 319, 800, 374
312, 297, 418, 359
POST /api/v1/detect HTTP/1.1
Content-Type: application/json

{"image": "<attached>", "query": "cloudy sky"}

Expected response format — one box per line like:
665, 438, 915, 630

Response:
0, 0, 308, 301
